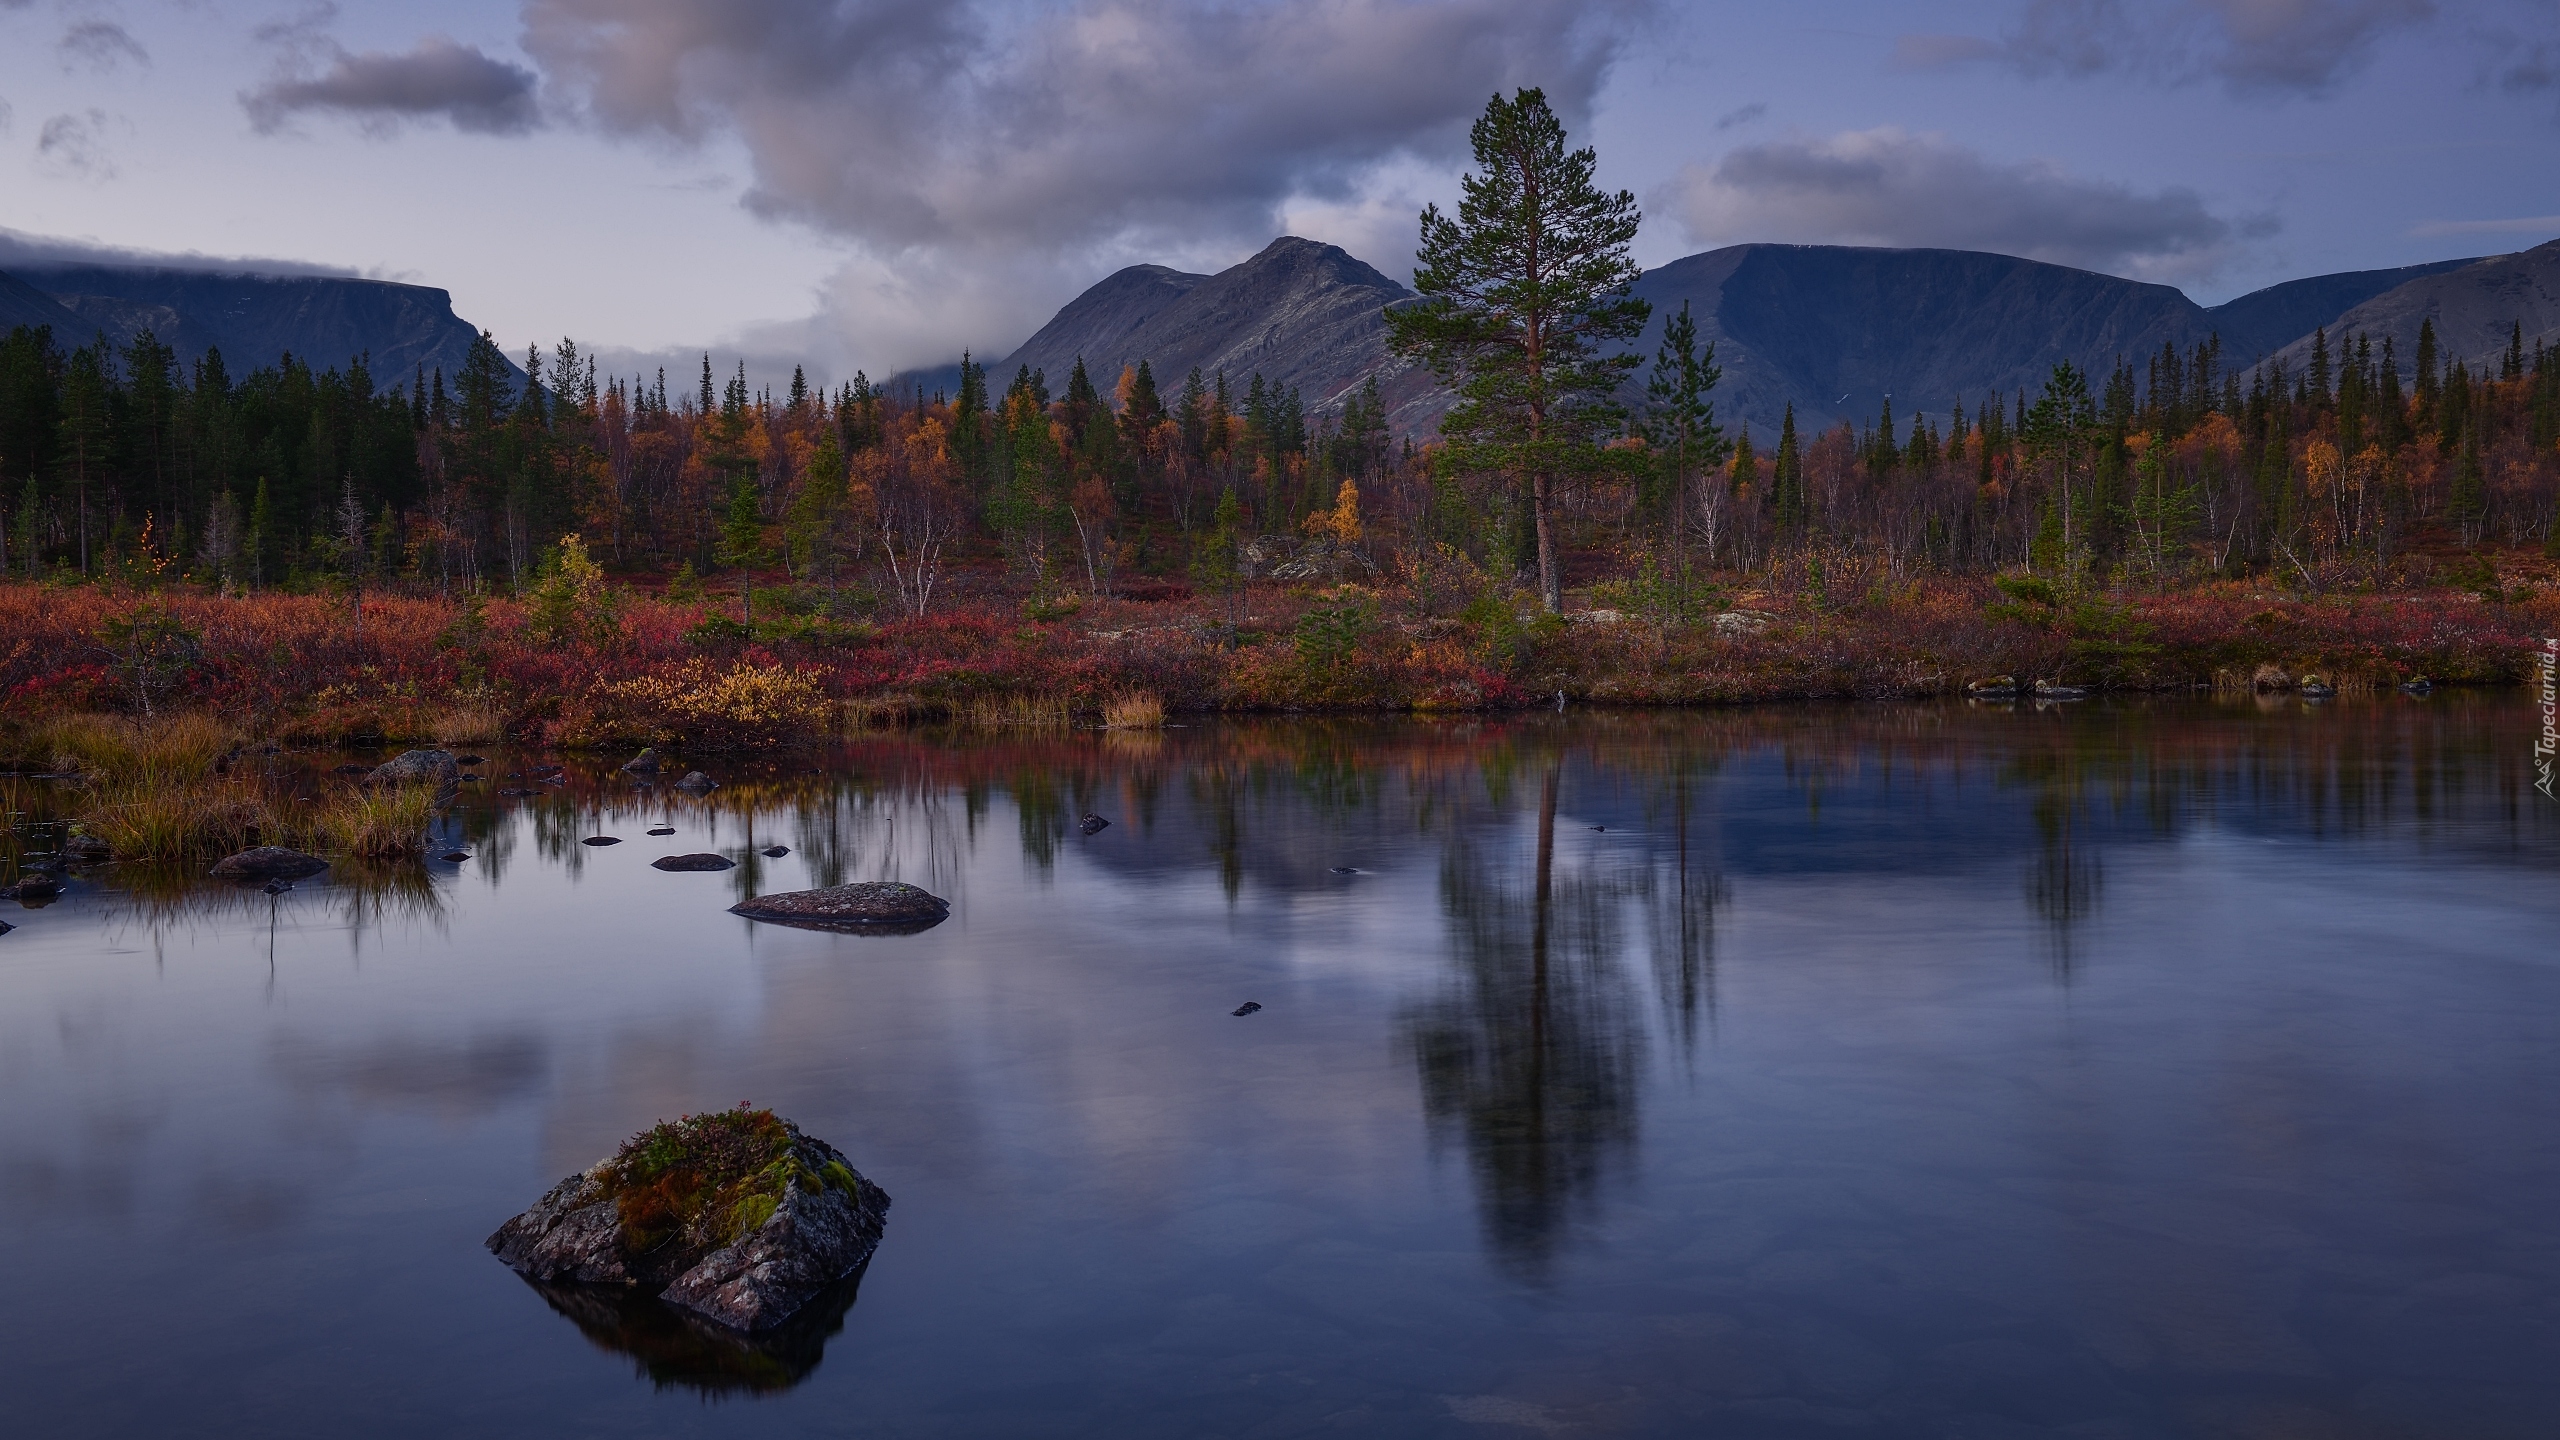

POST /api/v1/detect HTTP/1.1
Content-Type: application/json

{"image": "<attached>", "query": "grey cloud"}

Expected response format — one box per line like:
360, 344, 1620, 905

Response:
35, 109, 115, 179
243, 36, 543, 135
58, 20, 149, 74
1896, 0, 2433, 96
2500, 39, 2556, 91
0, 224, 358, 276
525, 0, 1639, 258
1714, 101, 1767, 130
1663, 127, 2258, 282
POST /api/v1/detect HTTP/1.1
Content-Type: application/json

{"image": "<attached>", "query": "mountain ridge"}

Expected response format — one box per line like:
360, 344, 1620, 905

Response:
938, 236, 2553, 442
0, 264, 515, 383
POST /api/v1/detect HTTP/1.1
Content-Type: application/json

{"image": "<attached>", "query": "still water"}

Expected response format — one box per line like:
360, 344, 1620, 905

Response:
1, 697, 2554, 1438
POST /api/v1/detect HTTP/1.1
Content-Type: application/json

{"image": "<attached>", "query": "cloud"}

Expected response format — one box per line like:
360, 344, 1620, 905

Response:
35, 109, 117, 180
243, 36, 543, 135
2409, 213, 2560, 236
1661, 126, 2261, 282
0, 225, 359, 277
1713, 102, 1767, 130
521, 0, 1646, 367
1894, 0, 2434, 96
58, 20, 150, 74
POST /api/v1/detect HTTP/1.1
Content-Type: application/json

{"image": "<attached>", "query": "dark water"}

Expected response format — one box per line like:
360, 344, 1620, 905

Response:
2, 697, 2556, 1438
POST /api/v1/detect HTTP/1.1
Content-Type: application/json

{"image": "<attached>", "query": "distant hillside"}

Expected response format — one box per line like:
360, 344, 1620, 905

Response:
966, 237, 2542, 443
999, 237, 1448, 433
2200, 257, 2480, 359
0, 264, 514, 383
2269, 238, 2560, 375
0, 271, 84, 333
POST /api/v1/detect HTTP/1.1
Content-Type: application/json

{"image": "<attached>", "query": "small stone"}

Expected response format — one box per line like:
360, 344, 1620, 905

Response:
368, 749, 462, 793
441, 851, 471, 863
729, 881, 949, 933
1329, 866, 1358, 875
621, 748, 662, 775
456, 755, 487, 765
653, 853, 735, 872
0, 920, 14, 935
675, 771, 717, 791
1232, 1001, 1262, 1016
1077, 813, 1110, 835
581, 836, 621, 846
648, 826, 676, 836
12, 875, 64, 901
761, 846, 789, 858
210, 846, 330, 880
60, 834, 110, 863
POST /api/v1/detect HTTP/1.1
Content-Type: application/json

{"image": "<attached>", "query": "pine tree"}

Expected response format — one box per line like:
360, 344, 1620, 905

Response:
1383, 87, 1648, 612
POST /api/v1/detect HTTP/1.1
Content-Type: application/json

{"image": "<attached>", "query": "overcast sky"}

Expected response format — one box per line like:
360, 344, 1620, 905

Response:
3, 0, 2557, 386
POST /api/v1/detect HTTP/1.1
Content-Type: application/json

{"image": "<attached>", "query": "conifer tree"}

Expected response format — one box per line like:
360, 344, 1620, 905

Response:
1384, 87, 1648, 612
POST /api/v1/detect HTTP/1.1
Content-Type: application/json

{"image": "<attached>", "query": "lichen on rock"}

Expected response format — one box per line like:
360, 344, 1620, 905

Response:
487, 1106, 888, 1332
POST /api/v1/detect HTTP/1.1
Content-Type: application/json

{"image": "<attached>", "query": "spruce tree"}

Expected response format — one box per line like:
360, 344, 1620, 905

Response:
1383, 87, 1648, 612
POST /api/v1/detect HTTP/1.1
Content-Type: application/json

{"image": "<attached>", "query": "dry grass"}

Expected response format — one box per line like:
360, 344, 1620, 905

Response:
309, 785, 437, 861
1101, 691, 1166, 729
425, 701, 504, 746
5, 712, 238, 780
958, 693, 1075, 730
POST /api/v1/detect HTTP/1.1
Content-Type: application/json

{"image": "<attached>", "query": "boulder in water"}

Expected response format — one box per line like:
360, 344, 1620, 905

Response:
653, 853, 735, 872
728, 881, 949, 933
675, 771, 717, 791
210, 846, 329, 880
369, 749, 461, 790
487, 1106, 889, 1333
622, 748, 662, 775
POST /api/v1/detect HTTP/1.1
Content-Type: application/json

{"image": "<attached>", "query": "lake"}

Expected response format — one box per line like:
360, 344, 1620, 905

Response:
2, 695, 2554, 1438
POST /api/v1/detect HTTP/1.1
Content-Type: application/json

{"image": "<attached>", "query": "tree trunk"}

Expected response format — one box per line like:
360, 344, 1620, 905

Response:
1533, 470, 1561, 613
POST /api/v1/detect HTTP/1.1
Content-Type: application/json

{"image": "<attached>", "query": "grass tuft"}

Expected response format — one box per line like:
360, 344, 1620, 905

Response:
1101, 691, 1166, 729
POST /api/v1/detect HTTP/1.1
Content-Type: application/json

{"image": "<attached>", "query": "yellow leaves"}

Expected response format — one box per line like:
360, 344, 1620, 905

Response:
1303, 479, 1363, 543
2301, 438, 2342, 498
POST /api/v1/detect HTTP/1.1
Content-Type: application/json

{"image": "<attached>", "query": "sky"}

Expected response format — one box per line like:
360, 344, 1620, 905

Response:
3, 0, 2558, 388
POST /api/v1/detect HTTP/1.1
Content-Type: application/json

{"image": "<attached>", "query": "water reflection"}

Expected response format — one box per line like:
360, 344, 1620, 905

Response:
1410, 761, 1643, 1280
4, 695, 2555, 1435
520, 1272, 869, 1396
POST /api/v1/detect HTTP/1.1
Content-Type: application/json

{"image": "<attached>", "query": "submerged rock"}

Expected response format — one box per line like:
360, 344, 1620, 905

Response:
441, 851, 471, 863
648, 826, 677, 836
1077, 813, 1110, 835
582, 836, 622, 847
760, 845, 789, 858
11, 875, 64, 901
210, 846, 329, 880
1232, 1001, 1262, 1016
488, 1106, 889, 1334
60, 834, 110, 863
728, 881, 949, 933
653, 853, 735, 872
368, 749, 462, 796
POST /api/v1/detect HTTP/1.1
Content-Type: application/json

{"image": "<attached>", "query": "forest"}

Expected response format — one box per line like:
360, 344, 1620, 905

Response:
0, 304, 2553, 745
4, 314, 2556, 596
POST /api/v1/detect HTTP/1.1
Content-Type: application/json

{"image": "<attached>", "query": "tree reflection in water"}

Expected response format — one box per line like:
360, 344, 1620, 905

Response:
1407, 759, 1646, 1282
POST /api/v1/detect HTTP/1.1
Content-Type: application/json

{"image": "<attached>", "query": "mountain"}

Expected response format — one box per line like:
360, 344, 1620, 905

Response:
2269, 238, 2560, 376
2199, 257, 2480, 359
996, 237, 1449, 433
1628, 245, 2226, 439
0, 264, 511, 382
0, 270, 84, 334
986, 236, 2551, 442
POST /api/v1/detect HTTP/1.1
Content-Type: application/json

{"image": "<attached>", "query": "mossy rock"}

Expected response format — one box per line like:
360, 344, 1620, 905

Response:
487, 1107, 889, 1332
